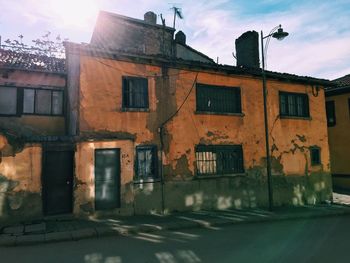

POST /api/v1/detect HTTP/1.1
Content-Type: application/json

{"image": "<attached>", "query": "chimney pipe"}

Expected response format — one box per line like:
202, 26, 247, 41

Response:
144, 11, 157, 24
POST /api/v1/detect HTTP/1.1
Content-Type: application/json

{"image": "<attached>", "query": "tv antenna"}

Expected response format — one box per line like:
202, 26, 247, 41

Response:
169, 4, 183, 29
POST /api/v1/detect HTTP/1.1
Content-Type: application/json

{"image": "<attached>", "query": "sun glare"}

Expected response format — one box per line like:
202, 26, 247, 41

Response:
48, 0, 98, 28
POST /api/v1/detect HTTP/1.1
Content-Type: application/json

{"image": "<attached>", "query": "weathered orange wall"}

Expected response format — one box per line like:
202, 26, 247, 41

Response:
79, 57, 160, 143
326, 93, 350, 190
77, 55, 332, 212
74, 140, 135, 215
0, 134, 42, 222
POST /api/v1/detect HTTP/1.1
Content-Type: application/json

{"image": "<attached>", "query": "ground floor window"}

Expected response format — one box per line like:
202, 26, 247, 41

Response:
310, 146, 321, 166
195, 145, 244, 176
135, 145, 158, 181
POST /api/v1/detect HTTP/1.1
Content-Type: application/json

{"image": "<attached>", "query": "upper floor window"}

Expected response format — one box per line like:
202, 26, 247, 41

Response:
325, 100, 336, 127
135, 145, 158, 181
0, 86, 63, 116
195, 145, 244, 176
122, 76, 149, 109
0, 86, 17, 115
196, 84, 241, 114
279, 92, 309, 118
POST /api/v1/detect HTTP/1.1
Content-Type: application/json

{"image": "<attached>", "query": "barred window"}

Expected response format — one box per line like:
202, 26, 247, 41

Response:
280, 92, 309, 118
135, 145, 158, 181
196, 84, 241, 114
195, 145, 244, 175
122, 76, 149, 109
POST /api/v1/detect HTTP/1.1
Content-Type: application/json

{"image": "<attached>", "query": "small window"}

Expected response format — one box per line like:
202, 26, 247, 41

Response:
279, 92, 309, 118
325, 100, 336, 127
122, 76, 149, 109
0, 87, 17, 115
195, 145, 244, 176
135, 146, 158, 181
196, 84, 241, 114
310, 147, 321, 166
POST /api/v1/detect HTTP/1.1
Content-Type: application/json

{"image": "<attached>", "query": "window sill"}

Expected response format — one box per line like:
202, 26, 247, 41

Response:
194, 173, 246, 179
122, 108, 150, 112
279, 115, 311, 120
195, 111, 244, 117
133, 178, 161, 184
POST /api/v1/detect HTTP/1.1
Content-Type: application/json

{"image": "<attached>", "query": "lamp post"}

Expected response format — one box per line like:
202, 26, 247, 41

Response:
261, 25, 289, 211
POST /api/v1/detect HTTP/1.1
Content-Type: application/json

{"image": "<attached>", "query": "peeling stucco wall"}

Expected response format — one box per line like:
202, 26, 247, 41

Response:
76, 55, 332, 215
0, 134, 42, 223
74, 140, 135, 216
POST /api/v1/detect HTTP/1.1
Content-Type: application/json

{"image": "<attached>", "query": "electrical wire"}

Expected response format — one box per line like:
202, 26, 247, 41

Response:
160, 73, 198, 128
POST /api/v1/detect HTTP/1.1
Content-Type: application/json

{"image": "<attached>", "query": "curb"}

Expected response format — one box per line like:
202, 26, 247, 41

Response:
1, 207, 350, 247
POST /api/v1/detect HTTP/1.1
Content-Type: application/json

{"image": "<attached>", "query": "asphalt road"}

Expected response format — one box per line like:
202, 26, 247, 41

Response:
1, 215, 349, 263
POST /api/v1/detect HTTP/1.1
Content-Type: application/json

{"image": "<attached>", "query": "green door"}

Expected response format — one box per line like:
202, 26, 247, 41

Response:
94, 149, 121, 210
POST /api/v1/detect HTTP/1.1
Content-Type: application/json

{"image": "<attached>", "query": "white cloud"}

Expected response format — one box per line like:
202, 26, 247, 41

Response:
0, 0, 349, 79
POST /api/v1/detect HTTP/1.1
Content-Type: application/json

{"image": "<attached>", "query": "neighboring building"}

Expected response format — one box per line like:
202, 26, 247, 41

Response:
0, 11, 334, 222
325, 74, 350, 190
0, 48, 66, 222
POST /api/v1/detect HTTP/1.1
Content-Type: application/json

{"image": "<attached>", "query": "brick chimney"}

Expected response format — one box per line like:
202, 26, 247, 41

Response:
144, 11, 157, 24
235, 31, 259, 68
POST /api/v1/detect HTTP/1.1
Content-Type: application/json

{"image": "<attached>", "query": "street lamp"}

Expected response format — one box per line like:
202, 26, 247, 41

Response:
261, 25, 289, 211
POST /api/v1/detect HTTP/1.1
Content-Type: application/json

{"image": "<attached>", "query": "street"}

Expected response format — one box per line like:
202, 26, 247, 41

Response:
1, 214, 349, 263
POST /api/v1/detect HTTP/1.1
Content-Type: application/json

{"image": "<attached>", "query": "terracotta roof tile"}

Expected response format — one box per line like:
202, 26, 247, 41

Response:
0, 49, 65, 73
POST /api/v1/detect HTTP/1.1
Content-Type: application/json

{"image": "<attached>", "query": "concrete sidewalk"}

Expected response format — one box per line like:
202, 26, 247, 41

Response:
1, 203, 350, 247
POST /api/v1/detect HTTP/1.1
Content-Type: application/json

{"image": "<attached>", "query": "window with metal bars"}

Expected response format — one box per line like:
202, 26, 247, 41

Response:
279, 92, 309, 118
195, 145, 244, 176
122, 76, 149, 109
135, 145, 158, 181
310, 146, 321, 166
196, 84, 241, 114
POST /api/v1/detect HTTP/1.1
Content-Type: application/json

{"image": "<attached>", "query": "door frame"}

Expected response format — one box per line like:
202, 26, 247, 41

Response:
94, 148, 121, 211
41, 143, 75, 216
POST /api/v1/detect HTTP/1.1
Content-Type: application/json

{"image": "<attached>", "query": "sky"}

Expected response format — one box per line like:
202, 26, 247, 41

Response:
1, 0, 350, 80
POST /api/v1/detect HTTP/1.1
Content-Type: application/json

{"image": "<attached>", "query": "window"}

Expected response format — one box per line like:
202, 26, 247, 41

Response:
325, 101, 336, 127
195, 145, 244, 176
196, 84, 241, 114
280, 92, 309, 118
0, 87, 17, 115
122, 76, 149, 109
23, 88, 63, 115
135, 146, 158, 181
310, 147, 321, 166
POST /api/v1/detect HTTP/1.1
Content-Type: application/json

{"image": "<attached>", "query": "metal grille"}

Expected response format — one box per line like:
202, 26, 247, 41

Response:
280, 92, 309, 117
196, 145, 244, 175
122, 76, 149, 109
135, 146, 158, 181
196, 84, 241, 113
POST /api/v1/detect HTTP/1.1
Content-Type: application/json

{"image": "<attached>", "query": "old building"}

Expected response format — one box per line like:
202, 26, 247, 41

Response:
0, 11, 334, 222
0, 48, 66, 222
325, 74, 350, 190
